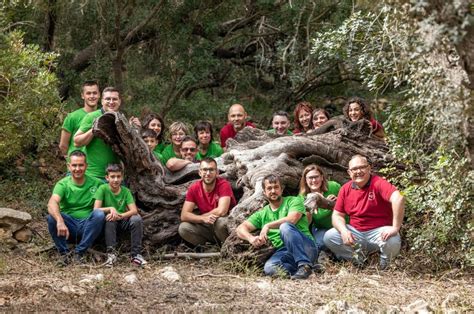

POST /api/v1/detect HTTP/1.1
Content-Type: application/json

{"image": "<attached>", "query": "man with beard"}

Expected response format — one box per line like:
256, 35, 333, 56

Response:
74, 87, 121, 180
178, 158, 236, 246
59, 80, 100, 158
219, 103, 255, 149
236, 174, 317, 280
324, 155, 405, 270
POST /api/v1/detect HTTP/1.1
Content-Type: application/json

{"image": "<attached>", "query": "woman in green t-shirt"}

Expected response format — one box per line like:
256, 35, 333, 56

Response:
194, 121, 224, 160
141, 113, 167, 153
299, 164, 341, 252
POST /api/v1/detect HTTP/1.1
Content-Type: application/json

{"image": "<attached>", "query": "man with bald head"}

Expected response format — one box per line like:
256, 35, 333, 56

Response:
323, 155, 405, 270
220, 103, 255, 149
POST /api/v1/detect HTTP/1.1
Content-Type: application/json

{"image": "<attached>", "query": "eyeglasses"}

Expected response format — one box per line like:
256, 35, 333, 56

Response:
348, 164, 370, 172
200, 168, 216, 173
306, 175, 321, 181
181, 147, 196, 152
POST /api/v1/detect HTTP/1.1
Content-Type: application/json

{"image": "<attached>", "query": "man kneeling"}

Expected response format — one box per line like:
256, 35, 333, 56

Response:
178, 158, 236, 247
236, 174, 317, 279
94, 164, 147, 267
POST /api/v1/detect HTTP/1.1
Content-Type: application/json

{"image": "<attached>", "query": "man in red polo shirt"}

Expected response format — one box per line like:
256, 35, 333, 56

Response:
323, 155, 405, 270
178, 157, 236, 247
219, 103, 255, 149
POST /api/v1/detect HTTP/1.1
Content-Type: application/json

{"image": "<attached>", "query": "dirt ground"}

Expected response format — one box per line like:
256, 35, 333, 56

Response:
0, 245, 472, 312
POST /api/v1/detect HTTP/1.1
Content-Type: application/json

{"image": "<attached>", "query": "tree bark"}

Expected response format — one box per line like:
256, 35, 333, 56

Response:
94, 111, 394, 262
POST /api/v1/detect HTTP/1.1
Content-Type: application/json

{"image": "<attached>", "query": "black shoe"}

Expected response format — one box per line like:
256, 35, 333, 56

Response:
379, 258, 389, 271
74, 253, 86, 265
291, 264, 312, 280
57, 252, 73, 267
312, 263, 325, 273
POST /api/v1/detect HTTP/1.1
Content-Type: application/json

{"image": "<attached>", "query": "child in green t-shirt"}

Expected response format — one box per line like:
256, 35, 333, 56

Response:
94, 164, 147, 267
142, 129, 164, 163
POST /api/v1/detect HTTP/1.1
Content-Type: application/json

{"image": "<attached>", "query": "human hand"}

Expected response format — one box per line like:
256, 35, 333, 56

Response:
380, 226, 399, 241
129, 116, 141, 127
106, 208, 120, 221
327, 194, 337, 202
202, 214, 218, 225
259, 225, 269, 241
249, 235, 265, 248
56, 221, 69, 239
341, 229, 355, 246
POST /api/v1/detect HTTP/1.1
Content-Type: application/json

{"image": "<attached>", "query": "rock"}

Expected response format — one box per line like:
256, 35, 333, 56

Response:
159, 266, 181, 282
255, 280, 272, 291
404, 299, 432, 313
79, 274, 104, 284
124, 273, 138, 284
0, 208, 32, 233
61, 284, 87, 295
316, 300, 366, 314
14, 227, 32, 242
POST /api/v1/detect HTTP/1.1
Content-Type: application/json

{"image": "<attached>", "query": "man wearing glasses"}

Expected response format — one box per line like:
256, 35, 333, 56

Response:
74, 87, 121, 180
166, 136, 199, 172
324, 155, 405, 270
178, 157, 236, 247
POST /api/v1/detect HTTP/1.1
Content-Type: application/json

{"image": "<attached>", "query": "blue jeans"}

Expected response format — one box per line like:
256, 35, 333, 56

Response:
47, 210, 105, 255
263, 223, 318, 276
311, 226, 329, 253
323, 224, 401, 263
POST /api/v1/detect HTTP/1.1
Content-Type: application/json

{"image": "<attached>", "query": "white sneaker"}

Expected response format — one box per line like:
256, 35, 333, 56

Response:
131, 254, 147, 266
105, 253, 117, 267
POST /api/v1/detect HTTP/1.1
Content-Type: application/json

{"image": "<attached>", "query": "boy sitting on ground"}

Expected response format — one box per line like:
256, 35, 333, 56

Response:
94, 164, 147, 267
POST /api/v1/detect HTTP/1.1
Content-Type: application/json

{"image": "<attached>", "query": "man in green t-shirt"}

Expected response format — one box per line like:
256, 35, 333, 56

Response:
166, 136, 199, 172
267, 111, 293, 136
236, 174, 317, 280
47, 151, 105, 265
74, 86, 121, 179
59, 80, 100, 158
94, 164, 147, 267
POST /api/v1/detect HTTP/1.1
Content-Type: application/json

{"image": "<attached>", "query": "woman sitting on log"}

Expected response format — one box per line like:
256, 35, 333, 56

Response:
160, 121, 189, 165
298, 164, 342, 254
293, 101, 313, 134
141, 113, 166, 154
312, 108, 331, 129
194, 121, 223, 160
343, 97, 385, 139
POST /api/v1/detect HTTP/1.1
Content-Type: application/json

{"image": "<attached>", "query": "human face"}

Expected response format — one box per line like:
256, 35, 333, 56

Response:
81, 85, 100, 109
348, 102, 363, 121
143, 137, 157, 151
197, 129, 211, 145
305, 169, 323, 193
68, 156, 87, 180
180, 140, 197, 161
171, 129, 186, 146
102, 91, 121, 112
313, 112, 328, 128
347, 157, 371, 188
272, 115, 290, 135
228, 105, 247, 131
263, 180, 283, 203
106, 171, 123, 192
148, 119, 162, 136
298, 110, 311, 130
199, 161, 218, 186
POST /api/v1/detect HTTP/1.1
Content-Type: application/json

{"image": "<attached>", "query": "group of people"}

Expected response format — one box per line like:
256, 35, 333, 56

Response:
47, 80, 403, 279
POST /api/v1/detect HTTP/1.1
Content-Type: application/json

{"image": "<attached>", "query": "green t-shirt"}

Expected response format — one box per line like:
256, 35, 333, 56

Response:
160, 144, 178, 165
247, 196, 313, 249
52, 175, 102, 219
267, 129, 293, 135
196, 142, 224, 160
94, 184, 134, 214
62, 108, 87, 155
154, 142, 166, 154
78, 109, 119, 179
153, 150, 165, 164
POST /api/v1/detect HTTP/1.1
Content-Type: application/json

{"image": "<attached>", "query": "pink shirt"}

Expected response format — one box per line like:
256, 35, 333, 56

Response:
219, 122, 255, 148
334, 175, 397, 231
185, 178, 236, 214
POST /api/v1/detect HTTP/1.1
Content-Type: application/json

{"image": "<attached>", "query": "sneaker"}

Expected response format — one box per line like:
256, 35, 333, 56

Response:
74, 254, 86, 265
290, 264, 312, 280
105, 253, 117, 267
57, 252, 73, 267
131, 254, 148, 267
379, 257, 389, 271
312, 263, 325, 273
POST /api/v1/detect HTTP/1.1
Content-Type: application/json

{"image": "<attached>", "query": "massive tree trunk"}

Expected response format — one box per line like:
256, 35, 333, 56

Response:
94, 112, 394, 263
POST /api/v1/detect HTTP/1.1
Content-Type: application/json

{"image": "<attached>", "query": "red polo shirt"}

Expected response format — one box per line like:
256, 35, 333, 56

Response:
219, 122, 255, 148
185, 177, 236, 214
334, 175, 397, 231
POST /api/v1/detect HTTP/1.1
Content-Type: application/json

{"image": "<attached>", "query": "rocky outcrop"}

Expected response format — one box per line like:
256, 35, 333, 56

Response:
0, 208, 32, 249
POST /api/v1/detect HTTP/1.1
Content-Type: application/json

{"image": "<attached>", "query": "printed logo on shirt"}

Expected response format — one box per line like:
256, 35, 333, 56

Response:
118, 199, 125, 207
368, 191, 375, 201
90, 186, 98, 194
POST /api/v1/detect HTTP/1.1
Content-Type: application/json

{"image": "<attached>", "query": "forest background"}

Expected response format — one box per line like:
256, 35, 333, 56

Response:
0, 0, 472, 273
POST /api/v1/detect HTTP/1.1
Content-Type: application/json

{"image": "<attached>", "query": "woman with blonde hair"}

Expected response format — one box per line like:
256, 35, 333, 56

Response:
160, 121, 189, 165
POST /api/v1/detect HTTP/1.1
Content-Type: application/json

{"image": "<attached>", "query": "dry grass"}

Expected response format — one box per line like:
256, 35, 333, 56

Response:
0, 247, 472, 312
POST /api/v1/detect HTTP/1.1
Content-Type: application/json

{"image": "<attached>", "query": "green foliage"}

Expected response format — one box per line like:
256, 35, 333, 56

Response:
0, 30, 61, 164
311, 2, 473, 269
